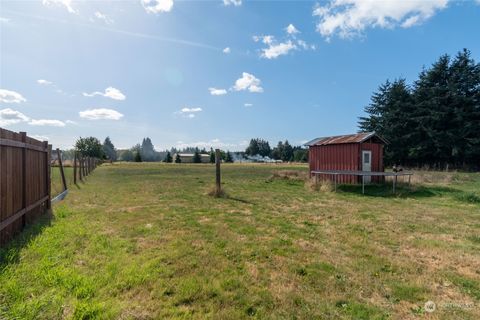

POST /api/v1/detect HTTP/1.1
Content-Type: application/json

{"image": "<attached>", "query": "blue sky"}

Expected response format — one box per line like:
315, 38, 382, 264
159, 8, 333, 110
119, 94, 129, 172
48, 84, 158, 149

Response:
1, 0, 479, 150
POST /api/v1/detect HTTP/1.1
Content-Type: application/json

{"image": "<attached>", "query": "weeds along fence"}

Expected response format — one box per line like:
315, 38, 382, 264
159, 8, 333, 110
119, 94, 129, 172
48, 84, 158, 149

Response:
0, 129, 51, 246
0, 128, 101, 246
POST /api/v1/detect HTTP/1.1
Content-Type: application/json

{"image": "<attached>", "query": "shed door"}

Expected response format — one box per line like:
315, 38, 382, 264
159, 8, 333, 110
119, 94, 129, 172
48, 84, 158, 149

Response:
362, 150, 372, 183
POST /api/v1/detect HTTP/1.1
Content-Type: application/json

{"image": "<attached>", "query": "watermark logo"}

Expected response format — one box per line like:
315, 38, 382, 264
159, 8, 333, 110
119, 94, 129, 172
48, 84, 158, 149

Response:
424, 301, 436, 313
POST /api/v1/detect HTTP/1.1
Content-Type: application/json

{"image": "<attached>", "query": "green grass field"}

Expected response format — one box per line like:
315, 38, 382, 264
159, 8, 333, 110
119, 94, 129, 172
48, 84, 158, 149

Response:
1, 163, 479, 319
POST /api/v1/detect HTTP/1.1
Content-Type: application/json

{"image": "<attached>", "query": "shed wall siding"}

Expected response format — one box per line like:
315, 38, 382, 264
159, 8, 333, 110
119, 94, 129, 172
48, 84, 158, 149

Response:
309, 142, 384, 184
309, 144, 359, 183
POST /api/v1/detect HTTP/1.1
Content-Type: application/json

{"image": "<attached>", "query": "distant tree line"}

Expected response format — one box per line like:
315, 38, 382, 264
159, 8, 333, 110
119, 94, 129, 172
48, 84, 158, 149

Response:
244, 138, 308, 162
359, 49, 480, 169
68, 136, 307, 164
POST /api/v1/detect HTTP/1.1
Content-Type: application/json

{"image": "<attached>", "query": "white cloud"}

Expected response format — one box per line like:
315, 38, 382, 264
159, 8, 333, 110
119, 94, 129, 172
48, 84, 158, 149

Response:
37, 79, 53, 85
79, 108, 124, 120
297, 39, 315, 50
94, 11, 114, 24
244, 103, 253, 107
223, 0, 242, 6
313, 0, 449, 40
0, 108, 67, 127
254, 25, 313, 59
262, 40, 296, 59
0, 108, 29, 126
29, 119, 66, 127
253, 35, 274, 45
0, 89, 27, 103
83, 87, 126, 101
223, 47, 231, 54
180, 107, 202, 113
232, 72, 263, 93
42, 0, 77, 14
209, 88, 228, 96
66, 120, 78, 125
178, 107, 202, 118
141, 0, 174, 14
286, 24, 299, 35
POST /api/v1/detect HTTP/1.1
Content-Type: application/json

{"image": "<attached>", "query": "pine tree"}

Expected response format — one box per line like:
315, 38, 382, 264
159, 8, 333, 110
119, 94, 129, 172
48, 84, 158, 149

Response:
245, 139, 259, 156
448, 49, 480, 167
192, 149, 202, 163
413, 55, 453, 167
141, 137, 156, 162
134, 151, 142, 162
359, 49, 480, 169
164, 151, 173, 163
210, 148, 215, 163
282, 140, 294, 162
175, 153, 181, 163
271, 141, 283, 160
225, 151, 233, 163
102, 137, 117, 161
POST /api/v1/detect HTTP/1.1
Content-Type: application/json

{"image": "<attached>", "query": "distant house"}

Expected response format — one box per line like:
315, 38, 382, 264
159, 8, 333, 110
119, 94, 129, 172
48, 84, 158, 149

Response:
305, 132, 387, 183
174, 153, 210, 163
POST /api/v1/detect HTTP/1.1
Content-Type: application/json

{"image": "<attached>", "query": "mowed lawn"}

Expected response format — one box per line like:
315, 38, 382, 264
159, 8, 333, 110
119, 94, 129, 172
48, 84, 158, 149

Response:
1, 163, 480, 319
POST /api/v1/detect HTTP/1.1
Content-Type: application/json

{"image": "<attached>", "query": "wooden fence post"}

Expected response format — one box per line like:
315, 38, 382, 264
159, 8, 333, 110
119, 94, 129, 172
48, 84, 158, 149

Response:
46, 142, 52, 210
82, 156, 85, 179
79, 155, 83, 181
20, 132, 27, 227
73, 151, 77, 184
215, 149, 221, 195
56, 148, 67, 191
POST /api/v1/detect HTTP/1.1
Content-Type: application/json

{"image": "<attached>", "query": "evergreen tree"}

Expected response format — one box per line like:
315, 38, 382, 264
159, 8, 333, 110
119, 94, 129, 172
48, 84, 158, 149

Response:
164, 151, 173, 163
225, 151, 233, 163
359, 49, 480, 169
141, 137, 156, 161
282, 140, 294, 162
210, 148, 215, 163
245, 138, 271, 157
413, 55, 453, 167
102, 136, 117, 161
192, 149, 202, 163
175, 153, 181, 163
448, 49, 480, 167
245, 139, 259, 156
134, 151, 142, 162
271, 141, 284, 160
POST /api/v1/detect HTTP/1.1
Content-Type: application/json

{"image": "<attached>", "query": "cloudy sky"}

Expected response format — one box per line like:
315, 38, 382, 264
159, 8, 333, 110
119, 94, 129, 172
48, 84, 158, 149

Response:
1, 0, 479, 150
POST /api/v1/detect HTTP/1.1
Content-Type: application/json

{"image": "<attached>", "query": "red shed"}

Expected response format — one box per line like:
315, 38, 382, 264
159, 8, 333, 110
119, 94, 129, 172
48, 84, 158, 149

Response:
306, 132, 387, 184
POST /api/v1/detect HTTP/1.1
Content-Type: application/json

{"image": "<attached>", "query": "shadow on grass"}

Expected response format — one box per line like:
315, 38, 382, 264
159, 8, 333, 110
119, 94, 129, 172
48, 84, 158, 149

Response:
0, 213, 52, 268
336, 183, 473, 200
225, 196, 255, 205
208, 188, 255, 205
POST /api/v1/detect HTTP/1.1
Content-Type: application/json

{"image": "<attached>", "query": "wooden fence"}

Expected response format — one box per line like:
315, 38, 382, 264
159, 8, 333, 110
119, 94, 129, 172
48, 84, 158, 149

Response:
0, 128, 51, 246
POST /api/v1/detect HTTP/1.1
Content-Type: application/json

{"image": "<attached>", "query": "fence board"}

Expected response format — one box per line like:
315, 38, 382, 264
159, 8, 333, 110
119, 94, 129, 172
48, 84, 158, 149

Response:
0, 128, 51, 246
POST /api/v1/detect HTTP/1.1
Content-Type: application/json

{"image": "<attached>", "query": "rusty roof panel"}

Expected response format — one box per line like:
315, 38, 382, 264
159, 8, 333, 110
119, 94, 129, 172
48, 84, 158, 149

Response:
305, 132, 387, 146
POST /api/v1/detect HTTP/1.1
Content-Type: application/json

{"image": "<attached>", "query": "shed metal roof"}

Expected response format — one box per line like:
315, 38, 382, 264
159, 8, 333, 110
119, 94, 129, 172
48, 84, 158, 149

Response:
305, 132, 387, 146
